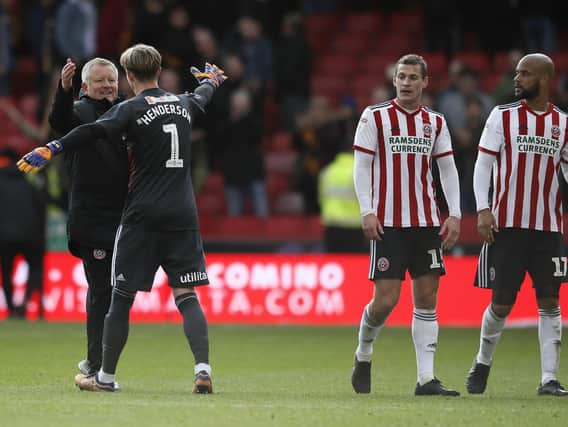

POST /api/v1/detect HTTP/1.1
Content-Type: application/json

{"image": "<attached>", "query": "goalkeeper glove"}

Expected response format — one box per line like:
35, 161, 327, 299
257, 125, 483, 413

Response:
17, 141, 63, 173
190, 62, 227, 88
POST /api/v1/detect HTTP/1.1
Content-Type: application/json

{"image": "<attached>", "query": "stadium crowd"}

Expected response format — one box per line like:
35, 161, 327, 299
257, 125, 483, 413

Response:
1, 0, 567, 227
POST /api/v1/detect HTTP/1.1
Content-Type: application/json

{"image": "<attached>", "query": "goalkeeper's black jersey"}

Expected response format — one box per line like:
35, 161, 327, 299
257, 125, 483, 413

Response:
96, 86, 212, 230
61, 84, 214, 231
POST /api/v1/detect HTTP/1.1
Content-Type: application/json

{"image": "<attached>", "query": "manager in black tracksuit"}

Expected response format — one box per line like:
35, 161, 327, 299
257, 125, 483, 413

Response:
48, 58, 129, 376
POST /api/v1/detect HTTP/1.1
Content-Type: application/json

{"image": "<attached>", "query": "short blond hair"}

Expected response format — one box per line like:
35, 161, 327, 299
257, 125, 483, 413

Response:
119, 44, 162, 81
81, 58, 118, 84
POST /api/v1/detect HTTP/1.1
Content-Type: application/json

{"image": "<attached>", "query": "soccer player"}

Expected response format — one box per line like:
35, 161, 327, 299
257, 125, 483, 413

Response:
17, 44, 226, 394
466, 53, 568, 396
48, 57, 128, 383
351, 54, 461, 396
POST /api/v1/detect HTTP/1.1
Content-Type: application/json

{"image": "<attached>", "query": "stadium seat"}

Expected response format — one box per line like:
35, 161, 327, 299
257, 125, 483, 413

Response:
316, 54, 357, 77
361, 56, 393, 79
17, 93, 39, 120
387, 12, 423, 34
481, 74, 502, 92
310, 76, 346, 101
202, 172, 224, 193
266, 172, 290, 197
373, 33, 418, 55
269, 132, 293, 152
10, 56, 37, 96
454, 51, 491, 74
329, 34, 370, 56
196, 192, 226, 216
422, 52, 448, 76
344, 11, 383, 34
552, 52, 568, 73
305, 14, 339, 51
271, 191, 305, 215
492, 51, 513, 74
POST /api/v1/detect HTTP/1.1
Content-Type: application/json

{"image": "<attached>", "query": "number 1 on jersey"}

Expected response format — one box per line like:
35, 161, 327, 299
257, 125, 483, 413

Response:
163, 124, 184, 168
552, 257, 567, 277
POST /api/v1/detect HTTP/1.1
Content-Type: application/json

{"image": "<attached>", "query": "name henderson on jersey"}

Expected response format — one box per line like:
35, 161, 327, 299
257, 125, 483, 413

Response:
136, 103, 191, 126
516, 135, 560, 155
388, 135, 432, 153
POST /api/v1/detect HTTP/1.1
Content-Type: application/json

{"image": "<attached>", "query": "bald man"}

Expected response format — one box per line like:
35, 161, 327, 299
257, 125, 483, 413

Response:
466, 53, 568, 396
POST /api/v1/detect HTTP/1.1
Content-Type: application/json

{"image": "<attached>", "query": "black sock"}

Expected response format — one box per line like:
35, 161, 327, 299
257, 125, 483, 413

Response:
175, 292, 209, 364
86, 286, 112, 371
101, 288, 135, 375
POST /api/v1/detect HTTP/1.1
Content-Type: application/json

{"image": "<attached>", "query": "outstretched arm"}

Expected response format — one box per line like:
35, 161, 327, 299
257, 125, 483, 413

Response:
18, 99, 130, 173
17, 122, 106, 173
187, 62, 227, 111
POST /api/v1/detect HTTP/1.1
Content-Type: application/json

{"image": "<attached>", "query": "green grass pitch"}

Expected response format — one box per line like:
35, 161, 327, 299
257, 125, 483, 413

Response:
0, 321, 567, 427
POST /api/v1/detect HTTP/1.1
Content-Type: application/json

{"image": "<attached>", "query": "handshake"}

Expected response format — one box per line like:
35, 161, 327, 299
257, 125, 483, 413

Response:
190, 62, 227, 88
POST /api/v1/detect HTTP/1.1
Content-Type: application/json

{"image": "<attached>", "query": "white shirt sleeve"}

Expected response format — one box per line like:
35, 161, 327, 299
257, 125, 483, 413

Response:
353, 107, 377, 153
473, 151, 496, 211
432, 115, 453, 157
353, 108, 377, 216
353, 149, 375, 216
478, 107, 503, 154
436, 154, 461, 218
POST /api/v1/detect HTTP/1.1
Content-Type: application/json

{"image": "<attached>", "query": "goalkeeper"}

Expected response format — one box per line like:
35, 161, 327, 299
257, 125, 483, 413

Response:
19, 44, 226, 394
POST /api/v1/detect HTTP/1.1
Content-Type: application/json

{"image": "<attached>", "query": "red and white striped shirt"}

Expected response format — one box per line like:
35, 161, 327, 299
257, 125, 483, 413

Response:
353, 100, 455, 227
477, 100, 568, 232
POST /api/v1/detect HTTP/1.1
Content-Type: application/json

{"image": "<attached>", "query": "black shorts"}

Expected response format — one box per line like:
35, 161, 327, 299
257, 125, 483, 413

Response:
77, 244, 113, 292
368, 227, 445, 281
112, 225, 209, 292
474, 229, 565, 304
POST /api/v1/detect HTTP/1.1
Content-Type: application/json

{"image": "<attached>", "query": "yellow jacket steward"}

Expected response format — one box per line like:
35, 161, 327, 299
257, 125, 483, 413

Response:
318, 152, 361, 228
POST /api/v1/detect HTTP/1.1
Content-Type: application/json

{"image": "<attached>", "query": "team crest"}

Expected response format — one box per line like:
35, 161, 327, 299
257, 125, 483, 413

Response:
423, 124, 432, 138
551, 125, 560, 140
489, 266, 496, 282
377, 257, 390, 272
93, 249, 107, 260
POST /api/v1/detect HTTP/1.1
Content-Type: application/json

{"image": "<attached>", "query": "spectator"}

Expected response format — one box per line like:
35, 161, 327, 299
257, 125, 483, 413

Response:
55, 0, 98, 62
218, 88, 268, 217
292, 96, 350, 213
160, 4, 199, 89
370, 84, 392, 106
453, 95, 484, 213
0, 0, 13, 96
96, 0, 131, 59
555, 72, 568, 112
491, 48, 523, 105
224, 15, 272, 107
201, 53, 245, 171
24, 0, 61, 119
274, 12, 311, 132
0, 148, 47, 319
437, 66, 493, 136
520, 0, 556, 53
318, 140, 366, 253
132, 0, 167, 48
193, 27, 223, 67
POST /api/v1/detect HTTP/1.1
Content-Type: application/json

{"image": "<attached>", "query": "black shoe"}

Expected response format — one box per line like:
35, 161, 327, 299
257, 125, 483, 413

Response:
537, 380, 568, 396
466, 362, 491, 394
351, 358, 371, 393
415, 378, 460, 396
